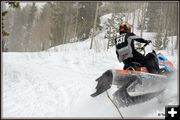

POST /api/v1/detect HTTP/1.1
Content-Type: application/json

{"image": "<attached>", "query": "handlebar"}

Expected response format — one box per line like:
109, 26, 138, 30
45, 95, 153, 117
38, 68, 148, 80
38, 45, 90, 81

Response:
136, 41, 152, 55
139, 41, 152, 51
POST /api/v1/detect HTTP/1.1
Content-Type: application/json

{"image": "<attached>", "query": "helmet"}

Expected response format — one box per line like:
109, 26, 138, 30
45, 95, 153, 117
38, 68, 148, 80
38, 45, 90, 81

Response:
119, 23, 131, 33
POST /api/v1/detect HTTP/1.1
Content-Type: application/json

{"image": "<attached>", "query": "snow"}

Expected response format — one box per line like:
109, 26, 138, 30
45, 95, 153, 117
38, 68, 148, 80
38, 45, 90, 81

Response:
2, 10, 178, 118
2, 47, 121, 117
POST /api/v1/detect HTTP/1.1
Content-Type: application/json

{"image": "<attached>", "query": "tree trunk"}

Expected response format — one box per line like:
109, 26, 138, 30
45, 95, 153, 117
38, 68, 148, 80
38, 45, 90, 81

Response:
132, 4, 136, 32
90, 2, 99, 49
140, 3, 147, 37
63, 7, 68, 45
171, 36, 174, 55
74, 6, 79, 41
175, 39, 178, 49
107, 27, 111, 50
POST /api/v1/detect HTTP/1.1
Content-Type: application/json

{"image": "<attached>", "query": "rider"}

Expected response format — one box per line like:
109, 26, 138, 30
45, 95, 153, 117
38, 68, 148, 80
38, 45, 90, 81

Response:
115, 22, 159, 73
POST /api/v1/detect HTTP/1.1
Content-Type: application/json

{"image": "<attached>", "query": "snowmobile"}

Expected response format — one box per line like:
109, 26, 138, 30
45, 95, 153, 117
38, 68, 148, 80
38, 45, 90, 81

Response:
91, 42, 176, 108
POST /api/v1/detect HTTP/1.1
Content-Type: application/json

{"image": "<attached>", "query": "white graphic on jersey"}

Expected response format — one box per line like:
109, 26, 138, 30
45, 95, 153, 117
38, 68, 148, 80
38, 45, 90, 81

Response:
116, 34, 126, 45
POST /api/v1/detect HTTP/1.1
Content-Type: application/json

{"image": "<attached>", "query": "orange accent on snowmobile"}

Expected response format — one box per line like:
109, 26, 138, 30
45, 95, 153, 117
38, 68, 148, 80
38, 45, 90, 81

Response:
115, 69, 148, 75
140, 67, 148, 72
159, 61, 174, 67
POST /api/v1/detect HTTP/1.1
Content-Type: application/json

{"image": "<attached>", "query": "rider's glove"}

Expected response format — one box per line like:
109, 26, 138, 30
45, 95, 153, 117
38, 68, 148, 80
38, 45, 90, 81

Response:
147, 40, 152, 44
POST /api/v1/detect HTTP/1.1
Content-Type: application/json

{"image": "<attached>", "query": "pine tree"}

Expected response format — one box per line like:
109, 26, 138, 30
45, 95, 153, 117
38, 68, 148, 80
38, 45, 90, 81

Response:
24, 3, 37, 51
2, 2, 20, 52
146, 2, 161, 32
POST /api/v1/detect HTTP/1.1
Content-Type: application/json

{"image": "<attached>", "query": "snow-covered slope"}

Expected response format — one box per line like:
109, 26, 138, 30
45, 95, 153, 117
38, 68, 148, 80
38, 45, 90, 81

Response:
2, 46, 178, 118
2, 11, 178, 118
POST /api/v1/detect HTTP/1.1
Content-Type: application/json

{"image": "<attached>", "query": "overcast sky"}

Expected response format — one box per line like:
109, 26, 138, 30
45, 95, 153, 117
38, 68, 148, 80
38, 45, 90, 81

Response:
20, 2, 46, 8
2, 1, 47, 9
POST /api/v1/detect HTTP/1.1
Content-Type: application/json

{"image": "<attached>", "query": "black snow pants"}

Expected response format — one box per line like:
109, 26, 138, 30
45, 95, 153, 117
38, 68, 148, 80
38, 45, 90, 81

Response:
123, 50, 159, 74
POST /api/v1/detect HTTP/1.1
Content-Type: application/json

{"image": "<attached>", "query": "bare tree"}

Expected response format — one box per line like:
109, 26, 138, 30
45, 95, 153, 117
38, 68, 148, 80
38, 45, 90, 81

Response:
90, 2, 99, 49
74, 3, 81, 41
140, 3, 148, 37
